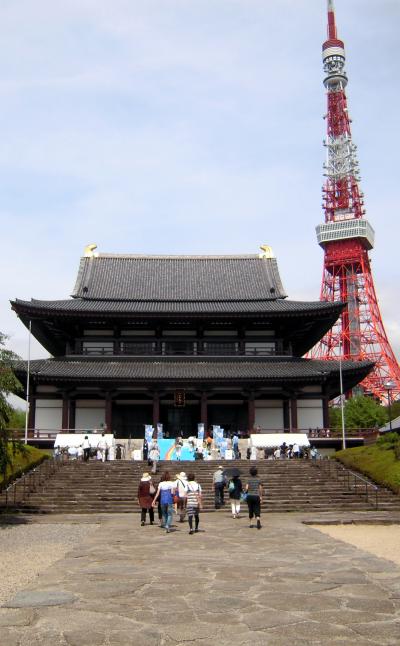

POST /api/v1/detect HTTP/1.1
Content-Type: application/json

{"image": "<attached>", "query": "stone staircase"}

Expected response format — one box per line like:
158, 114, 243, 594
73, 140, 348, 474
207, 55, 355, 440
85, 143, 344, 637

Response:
8, 459, 400, 514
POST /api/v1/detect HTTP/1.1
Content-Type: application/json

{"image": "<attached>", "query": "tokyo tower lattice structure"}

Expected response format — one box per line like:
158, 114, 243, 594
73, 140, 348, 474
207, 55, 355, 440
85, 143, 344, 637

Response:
311, 0, 400, 402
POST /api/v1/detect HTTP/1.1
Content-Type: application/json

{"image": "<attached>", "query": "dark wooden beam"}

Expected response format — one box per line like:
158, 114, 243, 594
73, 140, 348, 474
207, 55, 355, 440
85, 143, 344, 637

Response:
62, 392, 69, 430
290, 397, 298, 431
248, 392, 255, 433
283, 399, 290, 432
152, 392, 160, 427
105, 393, 112, 432
201, 392, 208, 429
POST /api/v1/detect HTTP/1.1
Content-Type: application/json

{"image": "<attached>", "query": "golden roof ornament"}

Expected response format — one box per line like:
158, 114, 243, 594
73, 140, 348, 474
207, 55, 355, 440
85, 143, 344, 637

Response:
259, 244, 275, 259
84, 244, 98, 258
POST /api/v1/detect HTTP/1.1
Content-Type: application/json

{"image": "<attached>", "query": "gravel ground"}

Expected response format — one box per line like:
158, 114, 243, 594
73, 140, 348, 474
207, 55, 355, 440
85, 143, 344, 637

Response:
0, 522, 97, 606
312, 524, 400, 565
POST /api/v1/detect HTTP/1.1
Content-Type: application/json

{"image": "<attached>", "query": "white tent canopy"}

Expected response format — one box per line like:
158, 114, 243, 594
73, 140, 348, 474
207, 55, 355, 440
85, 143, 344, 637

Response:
250, 433, 310, 448
54, 433, 115, 449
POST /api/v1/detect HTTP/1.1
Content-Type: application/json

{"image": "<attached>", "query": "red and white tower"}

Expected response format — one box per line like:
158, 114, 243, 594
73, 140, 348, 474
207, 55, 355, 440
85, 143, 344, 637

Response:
311, 0, 400, 402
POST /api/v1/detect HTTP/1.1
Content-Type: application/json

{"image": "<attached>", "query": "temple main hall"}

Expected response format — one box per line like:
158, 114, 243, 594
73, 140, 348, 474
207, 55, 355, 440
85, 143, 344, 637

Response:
11, 245, 372, 439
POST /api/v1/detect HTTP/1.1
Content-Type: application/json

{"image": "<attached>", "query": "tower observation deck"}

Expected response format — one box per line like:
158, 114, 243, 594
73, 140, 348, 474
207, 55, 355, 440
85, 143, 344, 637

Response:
310, 0, 400, 402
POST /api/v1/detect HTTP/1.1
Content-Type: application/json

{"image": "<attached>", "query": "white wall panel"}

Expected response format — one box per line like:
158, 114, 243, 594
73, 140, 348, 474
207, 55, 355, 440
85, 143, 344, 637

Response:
35, 400, 62, 430
75, 407, 105, 430
297, 399, 323, 429
255, 406, 284, 430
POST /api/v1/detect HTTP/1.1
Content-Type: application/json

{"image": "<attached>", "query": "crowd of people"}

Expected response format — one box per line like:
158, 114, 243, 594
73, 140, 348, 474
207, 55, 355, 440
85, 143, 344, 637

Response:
246, 441, 320, 461
137, 466, 263, 535
54, 432, 124, 462
57, 434, 321, 467
143, 432, 242, 470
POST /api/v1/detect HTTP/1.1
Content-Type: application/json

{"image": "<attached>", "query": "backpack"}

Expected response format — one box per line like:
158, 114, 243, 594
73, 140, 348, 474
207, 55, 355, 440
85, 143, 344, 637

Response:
160, 487, 173, 505
228, 480, 235, 493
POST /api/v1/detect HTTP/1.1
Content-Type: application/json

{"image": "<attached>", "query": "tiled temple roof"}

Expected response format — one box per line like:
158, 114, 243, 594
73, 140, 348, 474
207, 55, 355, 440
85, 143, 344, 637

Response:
71, 254, 287, 301
13, 356, 373, 387
10, 252, 345, 357
12, 296, 344, 316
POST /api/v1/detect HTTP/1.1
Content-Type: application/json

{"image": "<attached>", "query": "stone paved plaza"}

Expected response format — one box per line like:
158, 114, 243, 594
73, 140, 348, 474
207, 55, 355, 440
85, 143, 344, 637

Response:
1, 512, 400, 645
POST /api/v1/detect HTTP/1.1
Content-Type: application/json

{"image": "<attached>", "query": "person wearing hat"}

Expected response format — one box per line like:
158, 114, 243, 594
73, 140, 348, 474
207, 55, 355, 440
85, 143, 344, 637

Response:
213, 465, 226, 509
175, 472, 188, 522
137, 473, 156, 526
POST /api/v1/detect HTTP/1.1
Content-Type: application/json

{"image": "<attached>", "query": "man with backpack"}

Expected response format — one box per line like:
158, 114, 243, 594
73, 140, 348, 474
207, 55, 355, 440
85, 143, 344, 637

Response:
213, 465, 225, 509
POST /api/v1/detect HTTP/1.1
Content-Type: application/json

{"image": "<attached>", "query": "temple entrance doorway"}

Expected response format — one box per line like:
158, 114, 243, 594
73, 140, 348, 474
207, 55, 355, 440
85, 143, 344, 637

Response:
208, 404, 247, 434
113, 404, 152, 438
160, 403, 200, 438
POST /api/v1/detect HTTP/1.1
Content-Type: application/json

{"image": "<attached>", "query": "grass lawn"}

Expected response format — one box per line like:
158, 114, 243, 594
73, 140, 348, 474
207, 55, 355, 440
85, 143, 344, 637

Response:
0, 444, 50, 488
335, 436, 400, 494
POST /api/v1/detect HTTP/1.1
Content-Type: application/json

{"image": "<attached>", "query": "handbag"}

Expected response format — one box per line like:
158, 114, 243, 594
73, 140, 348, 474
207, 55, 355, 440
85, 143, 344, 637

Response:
149, 483, 156, 495
240, 492, 248, 502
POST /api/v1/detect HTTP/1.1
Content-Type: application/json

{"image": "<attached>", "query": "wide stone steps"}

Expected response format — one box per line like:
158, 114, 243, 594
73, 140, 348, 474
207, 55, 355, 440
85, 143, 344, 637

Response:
8, 458, 399, 514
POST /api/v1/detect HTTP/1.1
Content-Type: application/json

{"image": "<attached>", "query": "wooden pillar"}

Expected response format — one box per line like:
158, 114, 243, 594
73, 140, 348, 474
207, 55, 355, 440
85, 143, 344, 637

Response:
69, 400, 76, 431
248, 393, 255, 433
62, 393, 69, 431
322, 396, 330, 430
105, 393, 112, 432
283, 400, 290, 432
201, 392, 208, 429
153, 392, 160, 427
290, 397, 298, 431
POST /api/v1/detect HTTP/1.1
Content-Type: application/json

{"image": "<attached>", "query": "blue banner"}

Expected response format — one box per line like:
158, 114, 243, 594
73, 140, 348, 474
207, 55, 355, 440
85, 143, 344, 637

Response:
213, 426, 224, 447
197, 423, 205, 440
220, 438, 227, 458
145, 425, 154, 444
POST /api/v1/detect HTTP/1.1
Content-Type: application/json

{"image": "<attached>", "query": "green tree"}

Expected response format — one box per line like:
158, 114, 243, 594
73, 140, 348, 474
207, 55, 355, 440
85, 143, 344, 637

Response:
329, 405, 342, 431
0, 333, 21, 429
346, 395, 387, 430
330, 395, 388, 432
0, 333, 25, 486
7, 408, 26, 430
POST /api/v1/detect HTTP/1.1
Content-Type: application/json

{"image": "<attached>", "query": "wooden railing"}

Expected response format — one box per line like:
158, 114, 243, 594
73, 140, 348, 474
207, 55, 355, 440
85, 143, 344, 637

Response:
73, 344, 290, 357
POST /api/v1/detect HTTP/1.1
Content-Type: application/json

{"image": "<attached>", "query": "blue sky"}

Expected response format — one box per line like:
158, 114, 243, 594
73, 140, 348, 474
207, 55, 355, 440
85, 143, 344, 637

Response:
1, 0, 399, 370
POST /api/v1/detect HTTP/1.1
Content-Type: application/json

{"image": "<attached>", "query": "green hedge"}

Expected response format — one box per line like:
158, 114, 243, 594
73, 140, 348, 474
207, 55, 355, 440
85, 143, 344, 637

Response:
335, 435, 400, 494
0, 445, 50, 489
